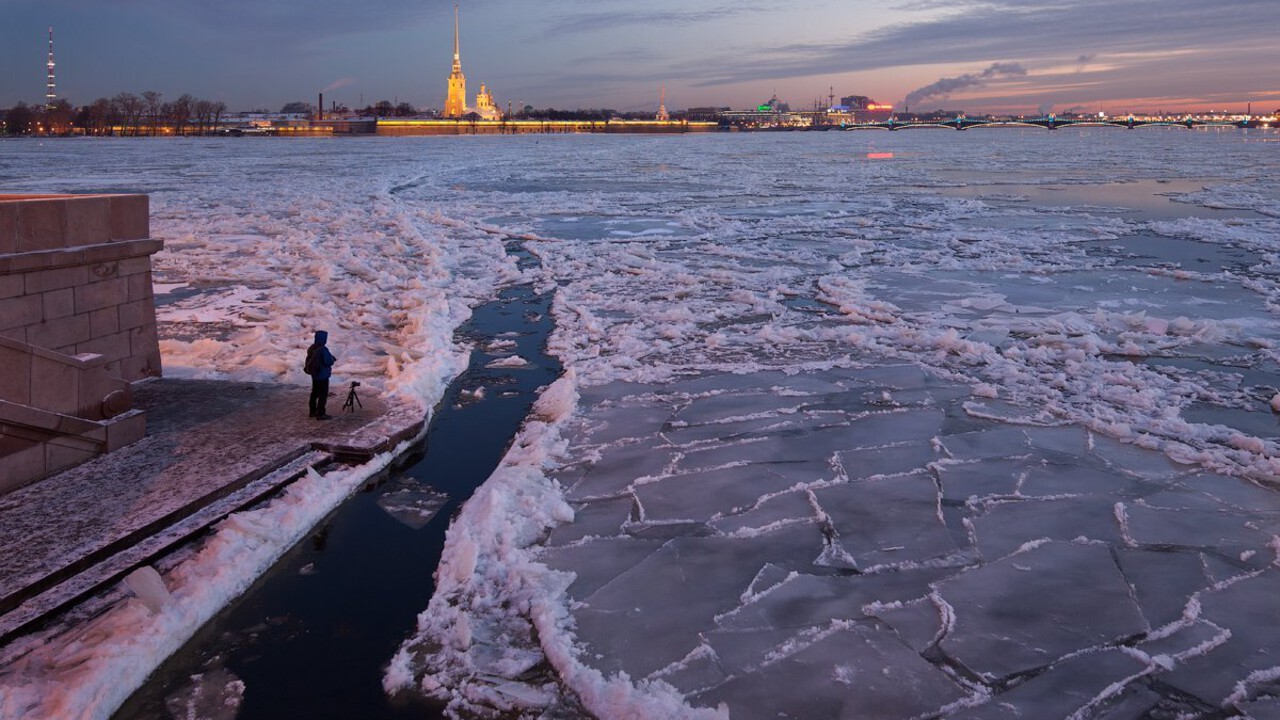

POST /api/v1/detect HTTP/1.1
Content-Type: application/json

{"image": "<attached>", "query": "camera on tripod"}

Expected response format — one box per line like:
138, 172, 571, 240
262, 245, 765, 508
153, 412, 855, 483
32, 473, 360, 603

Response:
342, 380, 363, 413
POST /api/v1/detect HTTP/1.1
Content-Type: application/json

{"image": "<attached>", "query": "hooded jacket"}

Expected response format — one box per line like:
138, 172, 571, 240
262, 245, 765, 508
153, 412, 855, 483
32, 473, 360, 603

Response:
307, 330, 337, 380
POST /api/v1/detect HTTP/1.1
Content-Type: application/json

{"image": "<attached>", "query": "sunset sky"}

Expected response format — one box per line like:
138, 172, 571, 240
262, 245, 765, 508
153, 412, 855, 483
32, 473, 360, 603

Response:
1, 0, 1274, 115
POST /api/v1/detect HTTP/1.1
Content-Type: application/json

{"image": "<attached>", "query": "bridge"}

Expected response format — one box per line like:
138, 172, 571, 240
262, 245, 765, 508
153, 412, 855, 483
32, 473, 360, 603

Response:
841, 116, 1270, 131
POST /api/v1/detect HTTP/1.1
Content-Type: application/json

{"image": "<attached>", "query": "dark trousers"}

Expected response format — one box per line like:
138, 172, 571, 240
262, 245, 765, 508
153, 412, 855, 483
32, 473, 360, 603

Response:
309, 378, 330, 417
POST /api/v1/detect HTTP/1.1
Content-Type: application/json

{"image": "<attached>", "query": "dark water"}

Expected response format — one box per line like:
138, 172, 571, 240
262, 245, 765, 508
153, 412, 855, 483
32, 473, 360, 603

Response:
114, 251, 560, 720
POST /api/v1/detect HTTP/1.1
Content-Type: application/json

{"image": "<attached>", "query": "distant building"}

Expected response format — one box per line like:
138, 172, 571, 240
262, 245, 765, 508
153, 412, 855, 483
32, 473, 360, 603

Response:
443, 5, 467, 118
684, 107, 728, 122
829, 95, 894, 123
442, 5, 503, 121
719, 95, 807, 128
760, 94, 790, 114
473, 83, 501, 121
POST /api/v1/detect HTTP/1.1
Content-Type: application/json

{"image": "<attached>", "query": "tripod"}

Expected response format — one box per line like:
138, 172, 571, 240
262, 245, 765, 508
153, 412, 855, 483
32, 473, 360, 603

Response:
342, 381, 363, 413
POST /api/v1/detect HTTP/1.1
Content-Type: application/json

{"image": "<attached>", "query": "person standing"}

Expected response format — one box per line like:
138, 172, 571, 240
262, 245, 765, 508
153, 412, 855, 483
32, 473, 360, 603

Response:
304, 330, 337, 420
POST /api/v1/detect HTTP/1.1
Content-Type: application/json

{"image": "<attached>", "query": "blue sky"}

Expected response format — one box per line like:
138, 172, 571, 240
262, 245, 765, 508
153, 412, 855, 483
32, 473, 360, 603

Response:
1, 0, 1274, 114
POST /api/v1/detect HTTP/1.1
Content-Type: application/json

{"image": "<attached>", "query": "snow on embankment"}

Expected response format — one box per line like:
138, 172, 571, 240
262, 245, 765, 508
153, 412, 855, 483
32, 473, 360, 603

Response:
385, 369, 727, 720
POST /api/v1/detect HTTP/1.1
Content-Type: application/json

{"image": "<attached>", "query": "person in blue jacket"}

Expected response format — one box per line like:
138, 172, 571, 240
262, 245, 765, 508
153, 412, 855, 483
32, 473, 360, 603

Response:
304, 330, 337, 419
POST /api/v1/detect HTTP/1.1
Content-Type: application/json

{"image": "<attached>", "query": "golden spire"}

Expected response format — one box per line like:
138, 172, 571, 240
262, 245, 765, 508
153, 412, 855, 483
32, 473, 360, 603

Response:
444, 3, 467, 117
452, 4, 461, 73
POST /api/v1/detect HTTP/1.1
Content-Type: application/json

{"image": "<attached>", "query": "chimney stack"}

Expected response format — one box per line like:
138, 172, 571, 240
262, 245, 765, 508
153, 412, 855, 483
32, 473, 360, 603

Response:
318, 92, 324, 121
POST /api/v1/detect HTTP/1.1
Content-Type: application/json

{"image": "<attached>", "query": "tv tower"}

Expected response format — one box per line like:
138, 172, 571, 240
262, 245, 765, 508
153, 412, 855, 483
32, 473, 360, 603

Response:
45, 27, 57, 109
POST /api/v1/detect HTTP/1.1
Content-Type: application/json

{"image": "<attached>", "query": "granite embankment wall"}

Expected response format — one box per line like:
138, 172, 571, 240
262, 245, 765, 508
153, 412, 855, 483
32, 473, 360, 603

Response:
0, 194, 162, 492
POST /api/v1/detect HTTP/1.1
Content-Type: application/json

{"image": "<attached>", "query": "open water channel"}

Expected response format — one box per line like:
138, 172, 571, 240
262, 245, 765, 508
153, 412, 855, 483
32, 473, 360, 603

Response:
114, 245, 558, 720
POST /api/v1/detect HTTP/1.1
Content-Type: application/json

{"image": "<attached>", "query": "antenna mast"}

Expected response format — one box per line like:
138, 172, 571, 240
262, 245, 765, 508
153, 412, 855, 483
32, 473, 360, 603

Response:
45, 27, 57, 109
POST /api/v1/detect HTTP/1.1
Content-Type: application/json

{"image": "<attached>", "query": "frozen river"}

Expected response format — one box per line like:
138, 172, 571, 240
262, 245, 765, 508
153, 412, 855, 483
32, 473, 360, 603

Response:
2, 129, 1279, 719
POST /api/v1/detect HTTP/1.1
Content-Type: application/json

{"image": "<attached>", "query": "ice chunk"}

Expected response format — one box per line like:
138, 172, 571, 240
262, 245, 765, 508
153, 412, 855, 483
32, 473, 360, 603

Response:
163, 668, 246, 720
485, 355, 529, 368
968, 496, 1126, 560
579, 403, 676, 445
1114, 548, 1211, 628
565, 438, 675, 500
935, 457, 1035, 502
867, 598, 945, 653
937, 426, 1031, 460
844, 409, 947, 450
716, 569, 948, 631
1160, 569, 1280, 704
1239, 696, 1280, 720
811, 471, 958, 570
837, 439, 938, 481
1022, 425, 1092, 456
703, 626, 801, 675
576, 382, 669, 406
124, 565, 173, 615
375, 486, 448, 530
545, 495, 633, 545
663, 413, 817, 445
1138, 619, 1230, 660
836, 364, 934, 390
667, 371, 803, 395
650, 645, 729, 696
571, 525, 825, 679
635, 466, 801, 523
936, 542, 1148, 679
1018, 460, 1142, 497
1089, 434, 1189, 479
673, 393, 808, 426
710, 489, 818, 536
693, 622, 967, 720
1123, 504, 1268, 549
675, 426, 865, 471
538, 537, 666, 601
1183, 472, 1280, 513
952, 649, 1150, 720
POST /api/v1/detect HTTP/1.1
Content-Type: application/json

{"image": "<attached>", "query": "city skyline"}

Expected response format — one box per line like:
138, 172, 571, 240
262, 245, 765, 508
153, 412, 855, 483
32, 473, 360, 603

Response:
1, 0, 1274, 116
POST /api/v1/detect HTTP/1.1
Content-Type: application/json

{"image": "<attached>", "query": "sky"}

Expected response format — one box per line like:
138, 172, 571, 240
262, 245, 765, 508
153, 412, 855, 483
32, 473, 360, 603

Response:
0, 0, 1275, 115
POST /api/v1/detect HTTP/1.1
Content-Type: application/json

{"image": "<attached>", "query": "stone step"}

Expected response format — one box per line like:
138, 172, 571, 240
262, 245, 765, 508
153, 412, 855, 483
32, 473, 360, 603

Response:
0, 449, 332, 644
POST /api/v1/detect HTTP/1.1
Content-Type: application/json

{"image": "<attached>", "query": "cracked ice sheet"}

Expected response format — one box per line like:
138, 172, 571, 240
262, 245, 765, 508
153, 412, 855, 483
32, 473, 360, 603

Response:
936, 541, 1149, 680
1159, 569, 1280, 707
692, 622, 968, 720
811, 471, 960, 570
571, 525, 827, 680
952, 649, 1152, 720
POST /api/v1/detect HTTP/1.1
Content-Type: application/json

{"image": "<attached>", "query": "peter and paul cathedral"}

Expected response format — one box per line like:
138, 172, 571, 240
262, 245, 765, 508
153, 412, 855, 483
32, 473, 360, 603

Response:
443, 4, 467, 118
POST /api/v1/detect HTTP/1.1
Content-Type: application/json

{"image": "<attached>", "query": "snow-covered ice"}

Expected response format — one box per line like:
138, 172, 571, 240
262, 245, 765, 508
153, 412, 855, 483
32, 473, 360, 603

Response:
4, 129, 1280, 718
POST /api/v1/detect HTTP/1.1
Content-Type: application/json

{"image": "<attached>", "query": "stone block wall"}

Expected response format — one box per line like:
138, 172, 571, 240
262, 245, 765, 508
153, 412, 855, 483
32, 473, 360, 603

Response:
0, 194, 162, 381
0, 193, 163, 492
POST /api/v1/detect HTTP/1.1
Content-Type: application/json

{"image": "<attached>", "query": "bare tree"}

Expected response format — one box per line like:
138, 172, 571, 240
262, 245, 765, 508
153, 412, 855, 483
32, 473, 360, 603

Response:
112, 92, 143, 135
142, 90, 163, 135
170, 94, 194, 135
4, 103, 34, 135
212, 101, 226, 132
81, 98, 113, 135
